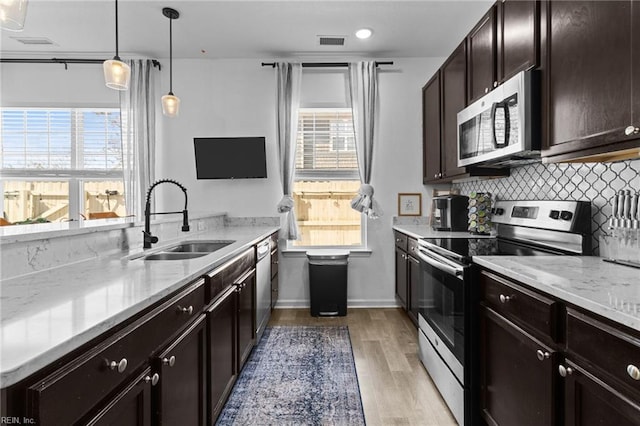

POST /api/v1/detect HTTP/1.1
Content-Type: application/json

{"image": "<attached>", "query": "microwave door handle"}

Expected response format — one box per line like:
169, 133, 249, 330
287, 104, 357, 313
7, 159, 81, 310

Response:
416, 248, 464, 280
503, 101, 511, 146
491, 102, 509, 149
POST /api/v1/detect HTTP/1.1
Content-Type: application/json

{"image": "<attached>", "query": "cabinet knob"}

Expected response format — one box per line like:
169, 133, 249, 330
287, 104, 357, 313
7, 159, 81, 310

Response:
272, 260, 278, 264
536, 350, 551, 361
558, 365, 573, 377
625, 126, 640, 136
499, 294, 512, 303
493, 81, 498, 88
162, 355, 176, 367
484, 87, 489, 93
177, 305, 193, 315
627, 364, 640, 380
107, 358, 128, 373
144, 373, 160, 386
434, 173, 438, 178
439, 173, 443, 178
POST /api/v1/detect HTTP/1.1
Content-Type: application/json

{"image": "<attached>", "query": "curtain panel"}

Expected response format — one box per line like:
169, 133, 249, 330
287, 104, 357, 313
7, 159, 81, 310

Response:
275, 62, 302, 240
349, 61, 383, 218
121, 59, 157, 221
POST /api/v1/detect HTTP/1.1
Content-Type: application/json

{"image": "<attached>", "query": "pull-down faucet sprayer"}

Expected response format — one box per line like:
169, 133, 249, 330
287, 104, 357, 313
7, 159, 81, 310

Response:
143, 179, 189, 249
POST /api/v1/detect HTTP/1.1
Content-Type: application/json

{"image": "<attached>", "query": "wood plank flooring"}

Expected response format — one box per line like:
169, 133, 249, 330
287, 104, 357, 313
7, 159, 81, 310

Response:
269, 308, 458, 426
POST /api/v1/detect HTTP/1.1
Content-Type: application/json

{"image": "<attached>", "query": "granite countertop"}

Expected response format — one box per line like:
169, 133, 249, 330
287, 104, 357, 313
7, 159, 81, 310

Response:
0, 225, 279, 388
473, 256, 640, 332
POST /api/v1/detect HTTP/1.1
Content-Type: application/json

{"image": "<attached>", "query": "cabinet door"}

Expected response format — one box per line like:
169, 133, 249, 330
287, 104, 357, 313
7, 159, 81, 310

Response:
207, 286, 237, 423
237, 269, 256, 371
480, 305, 557, 426
562, 360, 640, 426
422, 72, 442, 183
545, 1, 634, 158
395, 247, 408, 310
271, 275, 279, 309
467, 6, 497, 103
441, 41, 468, 179
154, 315, 207, 426
498, 0, 539, 82
633, 0, 640, 127
84, 368, 154, 426
407, 255, 420, 325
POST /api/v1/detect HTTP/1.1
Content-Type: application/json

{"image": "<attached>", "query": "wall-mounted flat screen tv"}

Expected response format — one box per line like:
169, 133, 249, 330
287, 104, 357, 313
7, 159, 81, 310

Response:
194, 137, 267, 179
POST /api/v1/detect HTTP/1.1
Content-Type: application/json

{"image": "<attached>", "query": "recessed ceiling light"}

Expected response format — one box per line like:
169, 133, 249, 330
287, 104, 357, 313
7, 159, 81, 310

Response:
355, 28, 373, 40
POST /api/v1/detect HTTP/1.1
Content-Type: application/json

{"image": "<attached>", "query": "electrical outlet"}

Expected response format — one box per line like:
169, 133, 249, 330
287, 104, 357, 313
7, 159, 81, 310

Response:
197, 221, 205, 231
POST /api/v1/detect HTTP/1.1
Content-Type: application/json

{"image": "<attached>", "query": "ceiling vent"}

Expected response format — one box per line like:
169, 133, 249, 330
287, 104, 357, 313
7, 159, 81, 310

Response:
10, 37, 56, 46
318, 36, 346, 46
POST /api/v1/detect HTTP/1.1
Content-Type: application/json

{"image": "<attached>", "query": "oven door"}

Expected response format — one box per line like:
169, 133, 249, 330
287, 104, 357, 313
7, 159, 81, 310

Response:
416, 246, 468, 368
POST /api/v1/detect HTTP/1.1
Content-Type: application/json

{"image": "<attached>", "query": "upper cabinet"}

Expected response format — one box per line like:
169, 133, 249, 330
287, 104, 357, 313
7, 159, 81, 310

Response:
498, 0, 539, 83
422, 72, 441, 183
543, 0, 640, 162
467, 6, 497, 104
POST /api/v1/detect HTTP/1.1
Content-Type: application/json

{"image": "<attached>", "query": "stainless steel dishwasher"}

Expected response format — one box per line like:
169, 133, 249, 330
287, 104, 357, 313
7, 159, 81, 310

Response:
255, 238, 271, 341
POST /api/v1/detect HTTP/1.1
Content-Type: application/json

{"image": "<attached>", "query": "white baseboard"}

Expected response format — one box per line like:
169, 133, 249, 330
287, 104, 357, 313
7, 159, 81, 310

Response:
274, 299, 401, 309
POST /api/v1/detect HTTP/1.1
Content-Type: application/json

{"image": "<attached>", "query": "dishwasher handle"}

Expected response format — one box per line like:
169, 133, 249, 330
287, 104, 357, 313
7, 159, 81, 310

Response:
257, 240, 270, 260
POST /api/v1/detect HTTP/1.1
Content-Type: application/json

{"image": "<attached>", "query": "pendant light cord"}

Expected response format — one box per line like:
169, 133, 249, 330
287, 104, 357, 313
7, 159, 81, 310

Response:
114, 0, 120, 59
169, 16, 173, 94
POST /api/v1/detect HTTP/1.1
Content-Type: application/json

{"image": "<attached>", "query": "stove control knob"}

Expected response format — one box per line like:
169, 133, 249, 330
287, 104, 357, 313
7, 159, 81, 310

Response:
549, 210, 560, 220
560, 210, 573, 221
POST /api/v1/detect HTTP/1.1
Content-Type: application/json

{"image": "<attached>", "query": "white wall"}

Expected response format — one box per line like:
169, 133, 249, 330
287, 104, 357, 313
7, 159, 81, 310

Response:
157, 57, 445, 307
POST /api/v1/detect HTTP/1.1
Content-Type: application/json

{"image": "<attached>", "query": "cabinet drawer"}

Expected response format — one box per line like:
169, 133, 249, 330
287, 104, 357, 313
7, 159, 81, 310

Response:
270, 232, 278, 251
394, 231, 408, 251
206, 247, 255, 302
566, 309, 640, 397
480, 270, 559, 342
27, 279, 205, 426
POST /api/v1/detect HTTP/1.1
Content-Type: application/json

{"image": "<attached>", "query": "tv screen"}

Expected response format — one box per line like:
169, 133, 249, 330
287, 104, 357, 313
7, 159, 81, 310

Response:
194, 137, 267, 179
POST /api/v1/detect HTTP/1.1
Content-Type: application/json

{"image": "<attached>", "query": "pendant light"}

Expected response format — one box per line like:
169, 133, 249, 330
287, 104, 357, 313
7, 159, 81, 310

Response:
161, 7, 180, 117
0, 0, 28, 31
103, 0, 130, 91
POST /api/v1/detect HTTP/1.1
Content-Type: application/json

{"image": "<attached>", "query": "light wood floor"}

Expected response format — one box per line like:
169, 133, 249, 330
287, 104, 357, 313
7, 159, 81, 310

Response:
269, 308, 458, 426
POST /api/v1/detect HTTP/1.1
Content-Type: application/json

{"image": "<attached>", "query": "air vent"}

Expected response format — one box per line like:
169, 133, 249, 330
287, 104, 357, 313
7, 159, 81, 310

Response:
318, 36, 346, 46
10, 37, 56, 46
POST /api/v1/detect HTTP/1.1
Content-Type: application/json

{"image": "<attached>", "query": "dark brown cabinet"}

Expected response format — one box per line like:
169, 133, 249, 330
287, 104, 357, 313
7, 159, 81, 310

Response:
422, 41, 467, 184
207, 286, 237, 423
543, 0, 640, 162
153, 315, 206, 426
497, 0, 539, 83
394, 231, 419, 326
270, 232, 279, 309
237, 269, 256, 371
394, 232, 409, 309
467, 6, 497, 104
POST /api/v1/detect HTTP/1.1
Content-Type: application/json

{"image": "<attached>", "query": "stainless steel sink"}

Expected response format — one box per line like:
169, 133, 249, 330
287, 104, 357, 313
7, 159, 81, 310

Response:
142, 252, 209, 261
166, 240, 235, 253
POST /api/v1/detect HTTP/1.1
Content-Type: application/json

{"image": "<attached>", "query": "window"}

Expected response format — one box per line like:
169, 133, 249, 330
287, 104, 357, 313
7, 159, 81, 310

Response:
291, 108, 364, 248
0, 108, 124, 225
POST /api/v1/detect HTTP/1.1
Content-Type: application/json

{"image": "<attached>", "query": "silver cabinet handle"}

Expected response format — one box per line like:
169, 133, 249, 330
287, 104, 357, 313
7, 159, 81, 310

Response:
177, 305, 193, 315
162, 355, 176, 367
396, 238, 402, 243
499, 294, 512, 303
438, 172, 442, 178
434, 173, 438, 179
484, 87, 489, 93
558, 365, 573, 377
536, 350, 550, 361
493, 81, 498, 88
627, 364, 640, 380
625, 126, 640, 136
107, 358, 128, 373
144, 373, 160, 386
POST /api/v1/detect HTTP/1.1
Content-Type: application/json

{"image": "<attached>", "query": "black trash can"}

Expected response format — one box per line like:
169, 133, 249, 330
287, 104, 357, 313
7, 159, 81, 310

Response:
307, 250, 349, 317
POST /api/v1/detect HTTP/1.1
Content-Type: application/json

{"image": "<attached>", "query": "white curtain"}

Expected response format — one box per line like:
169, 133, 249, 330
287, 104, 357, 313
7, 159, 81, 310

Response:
349, 61, 382, 218
275, 62, 302, 240
121, 59, 157, 220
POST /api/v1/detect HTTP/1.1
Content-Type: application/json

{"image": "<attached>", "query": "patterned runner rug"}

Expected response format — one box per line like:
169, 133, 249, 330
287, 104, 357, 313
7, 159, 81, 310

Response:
216, 326, 366, 425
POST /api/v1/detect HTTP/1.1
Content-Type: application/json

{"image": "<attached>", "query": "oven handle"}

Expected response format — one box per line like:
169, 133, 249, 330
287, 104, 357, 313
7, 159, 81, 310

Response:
416, 247, 465, 280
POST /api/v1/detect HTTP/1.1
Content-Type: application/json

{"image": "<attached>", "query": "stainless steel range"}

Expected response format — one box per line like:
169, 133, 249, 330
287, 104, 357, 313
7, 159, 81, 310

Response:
415, 199, 591, 426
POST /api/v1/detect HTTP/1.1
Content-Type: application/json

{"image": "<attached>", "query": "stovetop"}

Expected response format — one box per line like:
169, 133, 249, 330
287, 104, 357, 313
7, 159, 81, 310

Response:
420, 237, 563, 263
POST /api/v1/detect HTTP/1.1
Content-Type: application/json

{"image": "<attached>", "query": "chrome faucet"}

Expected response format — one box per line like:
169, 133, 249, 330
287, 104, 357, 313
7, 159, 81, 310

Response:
143, 179, 189, 249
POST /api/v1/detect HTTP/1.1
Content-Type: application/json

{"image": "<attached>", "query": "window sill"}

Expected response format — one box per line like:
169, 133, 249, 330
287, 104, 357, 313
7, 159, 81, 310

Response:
280, 248, 372, 258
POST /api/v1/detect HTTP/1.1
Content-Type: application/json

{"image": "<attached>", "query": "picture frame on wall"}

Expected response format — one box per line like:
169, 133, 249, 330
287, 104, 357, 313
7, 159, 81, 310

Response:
398, 193, 422, 216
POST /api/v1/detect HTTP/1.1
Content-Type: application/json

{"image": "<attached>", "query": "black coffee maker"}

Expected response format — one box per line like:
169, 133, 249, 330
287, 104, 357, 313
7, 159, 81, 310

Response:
431, 195, 469, 231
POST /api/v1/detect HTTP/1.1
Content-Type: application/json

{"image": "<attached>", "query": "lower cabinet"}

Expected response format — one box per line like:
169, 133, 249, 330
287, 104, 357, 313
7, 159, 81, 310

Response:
237, 269, 256, 371
394, 230, 419, 326
153, 315, 207, 426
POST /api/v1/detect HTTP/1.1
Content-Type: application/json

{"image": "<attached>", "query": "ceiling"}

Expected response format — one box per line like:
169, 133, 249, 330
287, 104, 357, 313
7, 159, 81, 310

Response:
1, 0, 493, 60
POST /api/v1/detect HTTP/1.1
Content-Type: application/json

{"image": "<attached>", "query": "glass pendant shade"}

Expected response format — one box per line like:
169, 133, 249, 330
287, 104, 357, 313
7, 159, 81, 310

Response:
0, 0, 28, 31
103, 58, 131, 90
162, 93, 180, 117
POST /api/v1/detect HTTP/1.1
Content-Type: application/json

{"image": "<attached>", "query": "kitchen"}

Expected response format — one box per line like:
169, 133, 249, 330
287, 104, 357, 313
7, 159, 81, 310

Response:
1, 1, 639, 425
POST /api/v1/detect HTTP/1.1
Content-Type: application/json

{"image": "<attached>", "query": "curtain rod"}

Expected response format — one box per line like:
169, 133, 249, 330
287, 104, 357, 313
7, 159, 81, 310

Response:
261, 61, 393, 68
0, 58, 161, 71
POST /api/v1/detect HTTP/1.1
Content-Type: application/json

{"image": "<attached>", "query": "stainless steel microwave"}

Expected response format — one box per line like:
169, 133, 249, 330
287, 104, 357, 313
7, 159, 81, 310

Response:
457, 70, 540, 167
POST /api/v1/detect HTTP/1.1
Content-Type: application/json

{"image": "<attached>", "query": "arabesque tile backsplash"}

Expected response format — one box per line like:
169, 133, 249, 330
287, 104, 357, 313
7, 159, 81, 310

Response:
452, 159, 640, 255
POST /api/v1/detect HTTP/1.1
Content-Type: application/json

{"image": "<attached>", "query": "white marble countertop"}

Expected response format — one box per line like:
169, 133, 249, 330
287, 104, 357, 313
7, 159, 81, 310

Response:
0, 225, 279, 388
392, 224, 495, 240
473, 256, 640, 332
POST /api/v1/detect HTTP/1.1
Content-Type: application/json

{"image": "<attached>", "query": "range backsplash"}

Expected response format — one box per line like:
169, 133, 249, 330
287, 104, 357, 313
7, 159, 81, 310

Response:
452, 159, 640, 255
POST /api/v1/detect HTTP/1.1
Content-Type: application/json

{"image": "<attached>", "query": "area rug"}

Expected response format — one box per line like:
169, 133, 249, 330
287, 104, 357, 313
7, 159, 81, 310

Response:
216, 326, 366, 426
